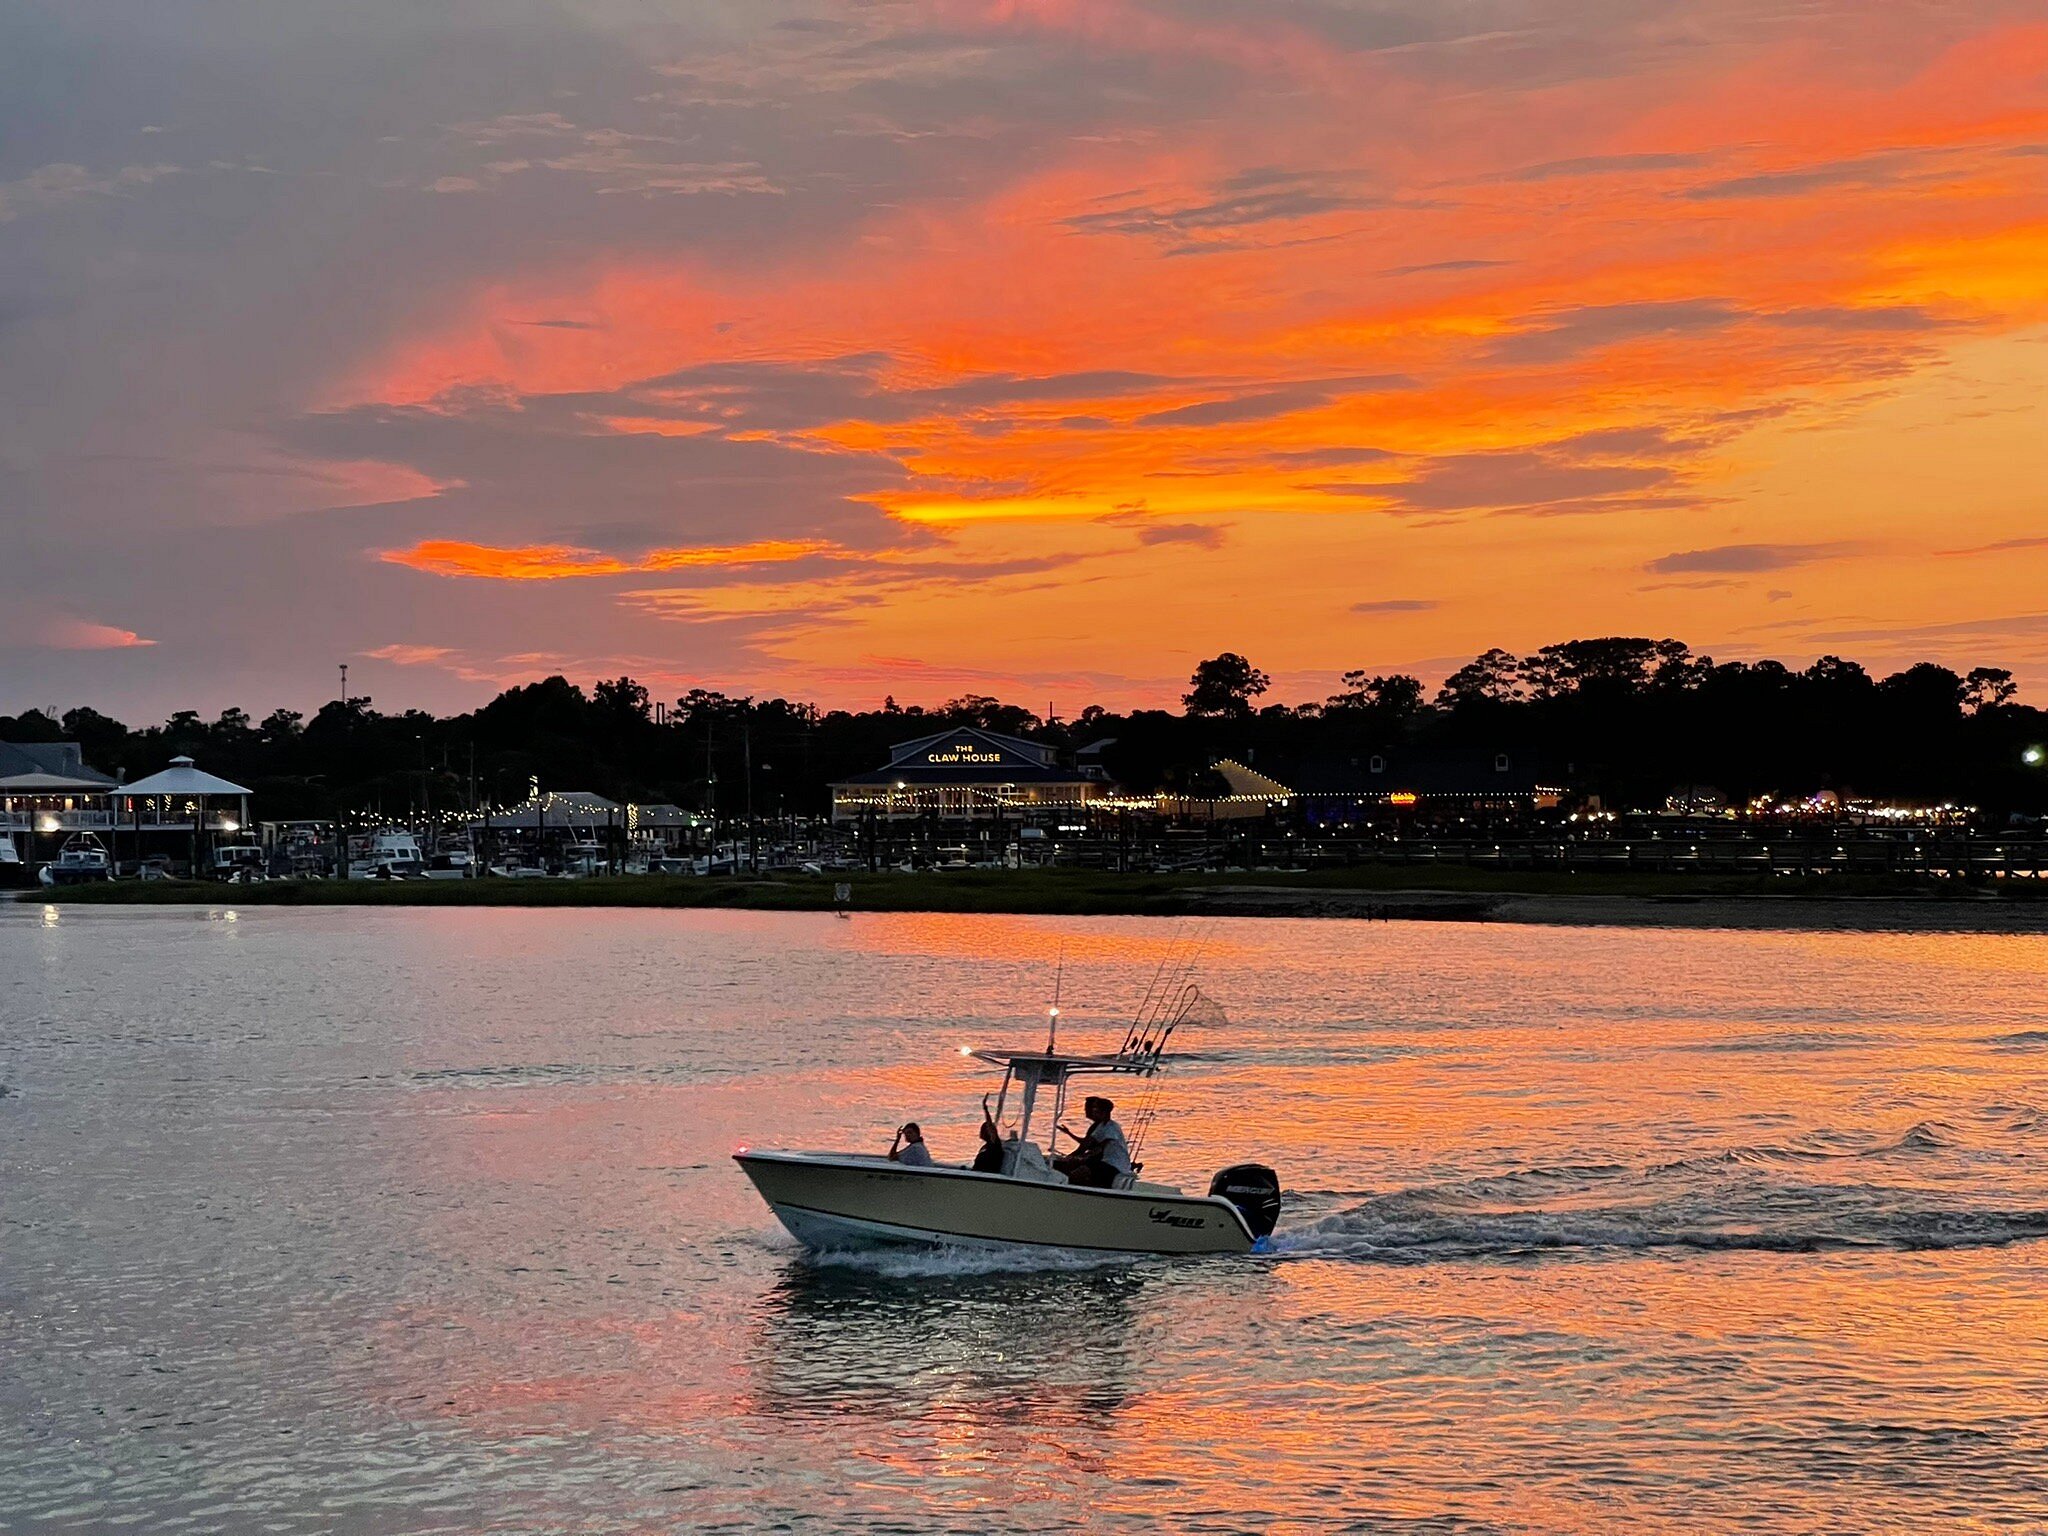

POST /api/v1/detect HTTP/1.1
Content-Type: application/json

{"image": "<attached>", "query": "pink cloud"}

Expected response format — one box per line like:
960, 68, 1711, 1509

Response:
45, 619, 158, 651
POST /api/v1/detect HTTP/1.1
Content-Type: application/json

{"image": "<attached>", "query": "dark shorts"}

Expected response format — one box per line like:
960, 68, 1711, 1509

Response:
1064, 1160, 1117, 1189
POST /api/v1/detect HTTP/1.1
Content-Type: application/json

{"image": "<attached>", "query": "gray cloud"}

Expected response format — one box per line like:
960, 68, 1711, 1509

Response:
1486, 300, 1740, 363
1068, 183, 1387, 242
1352, 598, 1439, 613
1489, 299, 1947, 364
1800, 612, 2048, 645
1939, 535, 2048, 557
1337, 451, 1682, 517
1382, 258, 1510, 277
1137, 375, 1407, 427
1644, 542, 1859, 575
1495, 151, 1709, 183
1681, 150, 1932, 201
1132, 523, 1226, 548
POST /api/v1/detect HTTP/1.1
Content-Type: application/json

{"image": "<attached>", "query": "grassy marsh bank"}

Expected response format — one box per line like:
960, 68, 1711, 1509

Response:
35, 866, 2048, 930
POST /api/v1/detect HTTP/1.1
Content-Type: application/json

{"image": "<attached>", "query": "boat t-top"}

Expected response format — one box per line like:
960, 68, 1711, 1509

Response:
735, 977, 1282, 1257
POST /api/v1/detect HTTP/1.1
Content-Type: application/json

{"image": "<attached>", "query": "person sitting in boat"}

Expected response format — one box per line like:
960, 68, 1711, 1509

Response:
971, 1096, 1007, 1174
1055, 1096, 1131, 1188
888, 1122, 934, 1167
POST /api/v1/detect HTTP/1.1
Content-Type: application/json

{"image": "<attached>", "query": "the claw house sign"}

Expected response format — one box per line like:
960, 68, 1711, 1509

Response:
828, 727, 1109, 822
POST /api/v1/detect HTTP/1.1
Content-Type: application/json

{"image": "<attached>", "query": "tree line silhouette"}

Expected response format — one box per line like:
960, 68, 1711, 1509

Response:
4, 638, 2043, 823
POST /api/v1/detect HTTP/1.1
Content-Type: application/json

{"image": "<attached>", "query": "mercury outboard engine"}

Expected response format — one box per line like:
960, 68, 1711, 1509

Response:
1209, 1163, 1283, 1241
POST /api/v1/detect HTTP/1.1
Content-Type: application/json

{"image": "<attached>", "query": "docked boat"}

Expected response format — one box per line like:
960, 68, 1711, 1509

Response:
735, 982, 1282, 1257
423, 839, 476, 879
349, 828, 425, 880
208, 843, 268, 882
38, 833, 113, 885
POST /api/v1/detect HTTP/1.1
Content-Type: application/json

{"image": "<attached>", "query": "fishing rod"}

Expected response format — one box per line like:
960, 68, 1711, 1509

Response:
1119, 932, 1179, 1055
1125, 989, 1223, 1165
1119, 920, 1213, 1059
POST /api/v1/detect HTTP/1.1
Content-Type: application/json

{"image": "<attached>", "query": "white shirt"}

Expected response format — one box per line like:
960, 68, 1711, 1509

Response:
1090, 1118, 1132, 1175
895, 1140, 933, 1167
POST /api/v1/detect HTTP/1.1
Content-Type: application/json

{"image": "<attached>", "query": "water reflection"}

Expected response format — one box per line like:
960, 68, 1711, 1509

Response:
747, 1259, 1147, 1428
8, 906, 2048, 1534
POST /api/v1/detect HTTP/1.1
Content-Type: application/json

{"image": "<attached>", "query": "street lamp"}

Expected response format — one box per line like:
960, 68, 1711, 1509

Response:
2024, 746, 2045, 767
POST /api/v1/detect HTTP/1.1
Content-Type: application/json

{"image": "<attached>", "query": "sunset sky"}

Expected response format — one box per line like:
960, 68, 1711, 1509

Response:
4, 0, 2045, 719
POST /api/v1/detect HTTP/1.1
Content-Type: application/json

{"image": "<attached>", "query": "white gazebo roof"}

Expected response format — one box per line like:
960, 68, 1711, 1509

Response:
471, 790, 622, 830
123, 755, 253, 798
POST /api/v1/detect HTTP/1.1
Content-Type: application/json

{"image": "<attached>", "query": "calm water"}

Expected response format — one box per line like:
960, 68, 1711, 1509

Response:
5, 904, 2048, 1533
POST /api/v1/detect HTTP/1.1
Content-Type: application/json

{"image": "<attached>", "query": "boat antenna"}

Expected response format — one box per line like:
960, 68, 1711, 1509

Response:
1046, 939, 1064, 1054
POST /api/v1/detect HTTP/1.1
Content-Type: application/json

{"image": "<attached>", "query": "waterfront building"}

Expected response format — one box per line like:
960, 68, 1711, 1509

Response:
1167, 747, 1570, 825
466, 789, 707, 868
830, 727, 1111, 823
120, 756, 254, 835
624, 802, 701, 852
2, 740, 119, 877
0, 740, 119, 831
1, 745, 257, 875
1293, 748, 1570, 820
1156, 758, 1295, 822
476, 789, 624, 834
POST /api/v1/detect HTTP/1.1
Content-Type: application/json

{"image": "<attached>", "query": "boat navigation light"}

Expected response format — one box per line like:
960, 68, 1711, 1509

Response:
958, 1045, 973, 1056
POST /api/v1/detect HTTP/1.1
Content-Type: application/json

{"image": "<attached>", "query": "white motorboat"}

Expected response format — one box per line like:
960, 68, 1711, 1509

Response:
209, 843, 268, 881
38, 833, 113, 886
423, 847, 475, 879
349, 828, 425, 879
0, 833, 26, 888
735, 982, 1283, 1257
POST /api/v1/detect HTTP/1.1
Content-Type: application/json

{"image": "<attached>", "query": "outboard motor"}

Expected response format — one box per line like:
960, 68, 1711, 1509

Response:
1209, 1163, 1283, 1241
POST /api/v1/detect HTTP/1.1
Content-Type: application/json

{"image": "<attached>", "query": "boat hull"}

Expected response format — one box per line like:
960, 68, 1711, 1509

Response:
735, 1151, 1255, 1256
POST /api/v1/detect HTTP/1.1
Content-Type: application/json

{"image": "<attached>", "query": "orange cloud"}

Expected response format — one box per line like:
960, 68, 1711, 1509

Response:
324, 6, 2048, 700
362, 643, 458, 666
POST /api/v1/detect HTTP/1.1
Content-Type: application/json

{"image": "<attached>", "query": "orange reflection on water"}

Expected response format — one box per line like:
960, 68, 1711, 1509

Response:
342, 911, 2048, 1531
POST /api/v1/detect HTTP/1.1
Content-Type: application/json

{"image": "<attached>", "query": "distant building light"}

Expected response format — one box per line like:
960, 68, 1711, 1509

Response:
1389, 792, 1419, 807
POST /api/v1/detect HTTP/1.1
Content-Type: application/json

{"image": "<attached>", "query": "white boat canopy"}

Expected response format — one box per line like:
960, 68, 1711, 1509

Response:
970, 1049, 1157, 1080
123, 756, 253, 798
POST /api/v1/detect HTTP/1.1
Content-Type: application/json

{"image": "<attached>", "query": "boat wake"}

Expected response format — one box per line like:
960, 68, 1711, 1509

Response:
1274, 1119, 2048, 1262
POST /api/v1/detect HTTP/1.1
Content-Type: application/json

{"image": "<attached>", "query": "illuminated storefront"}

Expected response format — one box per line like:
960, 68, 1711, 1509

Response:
830, 728, 1111, 823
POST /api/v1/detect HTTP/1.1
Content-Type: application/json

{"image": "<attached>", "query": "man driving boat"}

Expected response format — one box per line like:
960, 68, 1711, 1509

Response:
1055, 1095, 1131, 1188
